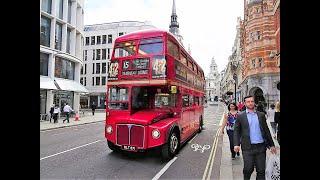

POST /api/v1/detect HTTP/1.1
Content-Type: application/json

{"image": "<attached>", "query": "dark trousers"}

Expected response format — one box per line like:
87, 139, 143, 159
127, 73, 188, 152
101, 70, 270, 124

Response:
63, 112, 70, 123
53, 113, 58, 123
92, 109, 95, 115
270, 122, 277, 135
242, 143, 266, 180
49, 113, 53, 123
227, 130, 236, 157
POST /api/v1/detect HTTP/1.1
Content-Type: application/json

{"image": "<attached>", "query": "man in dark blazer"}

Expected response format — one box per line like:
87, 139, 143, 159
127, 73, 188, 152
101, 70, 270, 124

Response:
234, 95, 277, 180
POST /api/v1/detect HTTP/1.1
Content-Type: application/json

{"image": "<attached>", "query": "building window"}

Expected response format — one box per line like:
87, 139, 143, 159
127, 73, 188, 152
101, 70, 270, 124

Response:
40, 52, 49, 76
102, 49, 106, 60
251, 59, 256, 69
102, 35, 107, 44
55, 57, 75, 80
40, 16, 51, 47
92, 49, 95, 60
119, 32, 124, 36
92, 63, 95, 74
257, 31, 261, 40
102, 76, 106, 85
80, 77, 83, 85
80, 65, 83, 75
258, 58, 263, 67
108, 34, 112, 43
96, 49, 101, 60
102, 63, 106, 74
56, 0, 63, 20
55, 23, 63, 50
84, 64, 87, 74
85, 37, 89, 45
91, 36, 95, 45
97, 36, 101, 44
92, 77, 94, 86
84, 77, 86, 86
96, 77, 100, 86
66, 28, 71, 53
84, 50, 87, 61
96, 63, 101, 74
41, 0, 52, 14
107, 48, 110, 59
68, 0, 72, 23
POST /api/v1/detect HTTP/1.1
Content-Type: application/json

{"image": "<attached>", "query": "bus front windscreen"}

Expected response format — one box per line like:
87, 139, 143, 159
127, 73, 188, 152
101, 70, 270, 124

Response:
138, 37, 163, 55
114, 41, 136, 58
108, 87, 129, 110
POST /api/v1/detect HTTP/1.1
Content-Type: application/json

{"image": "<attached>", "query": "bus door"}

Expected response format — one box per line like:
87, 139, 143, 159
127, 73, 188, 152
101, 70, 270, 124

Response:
181, 94, 191, 140
188, 95, 196, 134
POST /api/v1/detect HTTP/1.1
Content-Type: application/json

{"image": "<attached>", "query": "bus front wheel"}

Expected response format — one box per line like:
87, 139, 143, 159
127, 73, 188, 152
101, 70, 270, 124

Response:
161, 131, 179, 160
107, 140, 119, 152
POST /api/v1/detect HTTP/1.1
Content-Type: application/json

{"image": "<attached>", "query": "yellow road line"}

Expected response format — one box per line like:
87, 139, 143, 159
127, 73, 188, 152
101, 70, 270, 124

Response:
202, 107, 225, 180
207, 128, 221, 180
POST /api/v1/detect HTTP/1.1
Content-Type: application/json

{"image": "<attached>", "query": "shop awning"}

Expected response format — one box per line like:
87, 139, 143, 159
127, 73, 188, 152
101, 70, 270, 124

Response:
40, 76, 58, 90
54, 79, 89, 93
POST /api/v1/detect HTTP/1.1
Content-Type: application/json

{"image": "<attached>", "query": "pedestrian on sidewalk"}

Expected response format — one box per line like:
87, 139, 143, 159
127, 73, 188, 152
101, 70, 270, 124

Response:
91, 101, 96, 116
63, 103, 73, 123
233, 95, 277, 180
221, 102, 240, 159
53, 105, 60, 123
274, 101, 280, 145
49, 105, 54, 123
266, 104, 276, 137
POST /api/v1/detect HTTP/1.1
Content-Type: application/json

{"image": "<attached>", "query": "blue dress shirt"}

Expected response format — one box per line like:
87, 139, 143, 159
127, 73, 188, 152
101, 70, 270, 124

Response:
246, 109, 264, 144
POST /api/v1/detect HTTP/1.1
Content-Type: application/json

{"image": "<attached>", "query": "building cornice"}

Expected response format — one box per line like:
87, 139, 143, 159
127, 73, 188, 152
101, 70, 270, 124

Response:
40, 46, 83, 64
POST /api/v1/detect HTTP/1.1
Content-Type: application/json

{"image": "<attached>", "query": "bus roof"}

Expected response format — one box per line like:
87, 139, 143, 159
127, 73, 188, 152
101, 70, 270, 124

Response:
115, 28, 204, 77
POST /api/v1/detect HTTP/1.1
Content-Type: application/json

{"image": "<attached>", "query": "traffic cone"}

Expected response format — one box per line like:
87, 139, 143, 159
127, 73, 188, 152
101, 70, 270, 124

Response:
75, 113, 80, 121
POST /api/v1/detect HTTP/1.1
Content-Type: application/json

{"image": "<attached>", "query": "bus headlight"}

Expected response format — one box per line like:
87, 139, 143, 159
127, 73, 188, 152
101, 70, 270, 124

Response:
152, 129, 160, 139
106, 125, 113, 134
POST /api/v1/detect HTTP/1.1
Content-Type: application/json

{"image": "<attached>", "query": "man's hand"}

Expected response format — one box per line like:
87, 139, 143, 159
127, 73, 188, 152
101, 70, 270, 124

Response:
270, 146, 277, 154
234, 146, 240, 152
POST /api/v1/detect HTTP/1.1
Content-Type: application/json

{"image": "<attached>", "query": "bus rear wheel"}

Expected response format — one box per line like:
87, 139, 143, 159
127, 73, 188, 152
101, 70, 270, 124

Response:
161, 131, 179, 160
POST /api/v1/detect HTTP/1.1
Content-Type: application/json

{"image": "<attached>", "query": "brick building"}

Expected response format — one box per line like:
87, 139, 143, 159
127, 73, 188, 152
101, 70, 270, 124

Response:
239, 0, 280, 107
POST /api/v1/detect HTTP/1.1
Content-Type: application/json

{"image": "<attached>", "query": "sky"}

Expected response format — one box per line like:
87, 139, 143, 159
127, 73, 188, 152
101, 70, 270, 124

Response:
83, 0, 244, 76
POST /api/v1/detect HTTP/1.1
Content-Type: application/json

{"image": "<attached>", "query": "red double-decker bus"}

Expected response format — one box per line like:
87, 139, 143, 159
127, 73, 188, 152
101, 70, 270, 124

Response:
105, 29, 206, 159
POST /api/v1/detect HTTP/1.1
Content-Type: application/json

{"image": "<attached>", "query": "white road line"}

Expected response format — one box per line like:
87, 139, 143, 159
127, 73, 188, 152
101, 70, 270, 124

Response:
152, 156, 178, 180
188, 134, 198, 144
40, 140, 102, 161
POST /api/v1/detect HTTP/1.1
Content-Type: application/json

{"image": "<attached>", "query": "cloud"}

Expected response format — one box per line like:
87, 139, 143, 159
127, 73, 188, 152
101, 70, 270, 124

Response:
84, 0, 243, 75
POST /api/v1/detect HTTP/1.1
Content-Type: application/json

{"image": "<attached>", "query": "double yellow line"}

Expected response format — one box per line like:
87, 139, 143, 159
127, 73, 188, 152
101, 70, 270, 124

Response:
202, 109, 225, 180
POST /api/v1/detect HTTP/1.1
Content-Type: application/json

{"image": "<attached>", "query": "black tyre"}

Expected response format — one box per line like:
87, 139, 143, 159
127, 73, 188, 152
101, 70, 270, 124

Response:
161, 131, 179, 160
198, 116, 203, 133
107, 140, 119, 152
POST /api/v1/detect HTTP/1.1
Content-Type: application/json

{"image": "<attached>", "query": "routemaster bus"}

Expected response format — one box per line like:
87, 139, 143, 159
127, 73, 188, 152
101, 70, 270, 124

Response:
105, 29, 206, 160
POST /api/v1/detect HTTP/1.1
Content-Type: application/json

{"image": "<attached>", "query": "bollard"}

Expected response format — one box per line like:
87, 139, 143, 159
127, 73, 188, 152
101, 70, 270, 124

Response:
75, 113, 80, 121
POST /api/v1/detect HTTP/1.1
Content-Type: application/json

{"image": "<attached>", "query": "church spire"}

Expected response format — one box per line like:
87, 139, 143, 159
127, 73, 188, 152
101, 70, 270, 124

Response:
169, 0, 183, 43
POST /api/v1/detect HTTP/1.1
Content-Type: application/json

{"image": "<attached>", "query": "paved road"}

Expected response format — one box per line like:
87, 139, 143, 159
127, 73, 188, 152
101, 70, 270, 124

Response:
40, 103, 225, 179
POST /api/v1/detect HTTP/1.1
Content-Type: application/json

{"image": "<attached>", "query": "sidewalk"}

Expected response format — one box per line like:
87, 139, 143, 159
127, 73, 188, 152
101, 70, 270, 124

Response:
40, 112, 106, 131
219, 121, 280, 180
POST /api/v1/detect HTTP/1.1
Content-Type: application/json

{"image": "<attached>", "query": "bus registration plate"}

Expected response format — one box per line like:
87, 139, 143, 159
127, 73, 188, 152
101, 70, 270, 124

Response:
122, 145, 136, 151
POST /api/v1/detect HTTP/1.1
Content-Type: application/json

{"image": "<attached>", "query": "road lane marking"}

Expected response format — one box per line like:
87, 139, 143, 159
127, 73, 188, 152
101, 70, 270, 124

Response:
188, 134, 198, 144
40, 140, 103, 161
202, 109, 224, 180
152, 156, 178, 180
202, 128, 220, 180
191, 144, 211, 153
207, 128, 221, 180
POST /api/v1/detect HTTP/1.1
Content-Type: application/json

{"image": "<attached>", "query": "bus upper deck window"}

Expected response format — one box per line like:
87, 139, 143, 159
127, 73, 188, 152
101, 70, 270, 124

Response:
114, 41, 136, 58
138, 37, 163, 55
